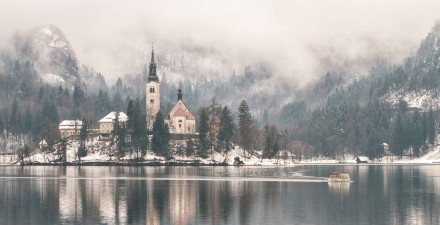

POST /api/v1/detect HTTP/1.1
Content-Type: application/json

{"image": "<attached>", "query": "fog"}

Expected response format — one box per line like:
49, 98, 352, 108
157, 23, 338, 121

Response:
1, 0, 440, 86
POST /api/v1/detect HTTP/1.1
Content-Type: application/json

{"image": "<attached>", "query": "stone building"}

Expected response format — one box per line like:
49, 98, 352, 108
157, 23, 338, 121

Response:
59, 119, 83, 138
98, 111, 128, 137
164, 89, 196, 134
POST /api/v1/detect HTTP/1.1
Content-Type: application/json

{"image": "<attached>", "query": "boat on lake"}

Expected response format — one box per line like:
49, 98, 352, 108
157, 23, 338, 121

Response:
328, 172, 350, 182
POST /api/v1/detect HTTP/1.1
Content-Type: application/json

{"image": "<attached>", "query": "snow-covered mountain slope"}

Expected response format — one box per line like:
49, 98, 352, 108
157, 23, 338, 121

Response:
383, 90, 440, 111
31, 25, 79, 88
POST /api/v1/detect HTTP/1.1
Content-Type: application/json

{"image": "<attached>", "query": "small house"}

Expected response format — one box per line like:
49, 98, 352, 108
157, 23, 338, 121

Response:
356, 156, 369, 163
98, 111, 128, 137
39, 139, 48, 149
59, 120, 83, 138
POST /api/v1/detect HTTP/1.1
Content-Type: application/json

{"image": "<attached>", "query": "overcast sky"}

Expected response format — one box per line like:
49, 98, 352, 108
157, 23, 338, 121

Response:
1, 0, 440, 85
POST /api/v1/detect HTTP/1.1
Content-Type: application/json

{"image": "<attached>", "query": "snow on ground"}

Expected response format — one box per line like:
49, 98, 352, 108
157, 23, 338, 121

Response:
384, 89, 440, 111
42, 73, 70, 88
15, 137, 296, 166
9, 135, 440, 165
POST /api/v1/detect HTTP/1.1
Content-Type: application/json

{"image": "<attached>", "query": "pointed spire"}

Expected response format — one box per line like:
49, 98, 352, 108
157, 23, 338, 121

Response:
147, 43, 158, 82
151, 42, 155, 63
178, 87, 182, 101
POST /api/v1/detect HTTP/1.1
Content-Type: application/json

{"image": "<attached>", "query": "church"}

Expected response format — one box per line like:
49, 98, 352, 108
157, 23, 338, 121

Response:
145, 46, 196, 134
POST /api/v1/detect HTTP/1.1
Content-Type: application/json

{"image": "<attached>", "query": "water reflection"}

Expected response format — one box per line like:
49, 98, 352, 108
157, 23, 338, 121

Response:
1, 165, 440, 224
328, 182, 350, 195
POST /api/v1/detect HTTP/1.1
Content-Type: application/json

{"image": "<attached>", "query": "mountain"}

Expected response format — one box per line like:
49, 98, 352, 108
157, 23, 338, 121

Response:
30, 25, 79, 89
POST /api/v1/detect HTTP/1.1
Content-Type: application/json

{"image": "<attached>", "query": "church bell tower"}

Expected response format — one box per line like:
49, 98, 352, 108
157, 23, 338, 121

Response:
146, 45, 160, 130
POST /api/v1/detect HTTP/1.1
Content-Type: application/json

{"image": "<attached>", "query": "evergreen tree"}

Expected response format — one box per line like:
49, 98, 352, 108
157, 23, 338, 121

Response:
111, 108, 127, 158
208, 97, 221, 153
42, 98, 59, 124
112, 91, 124, 111
78, 118, 88, 162
151, 111, 170, 157
59, 138, 68, 164
428, 107, 436, 145
9, 98, 18, 131
197, 108, 210, 158
38, 86, 44, 102
63, 85, 70, 97
94, 90, 113, 118
70, 108, 81, 120
262, 109, 269, 125
42, 118, 60, 151
0, 119, 4, 134
238, 100, 255, 158
73, 85, 85, 107
129, 100, 148, 159
217, 106, 234, 155
118, 124, 127, 157
262, 124, 281, 159
24, 105, 32, 133
186, 139, 196, 158
411, 110, 423, 157
126, 99, 134, 131
33, 110, 43, 136
19, 80, 32, 98
422, 113, 428, 143
391, 114, 405, 157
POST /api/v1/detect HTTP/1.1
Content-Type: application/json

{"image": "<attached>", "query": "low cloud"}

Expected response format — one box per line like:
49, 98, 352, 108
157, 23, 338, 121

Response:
0, 0, 439, 86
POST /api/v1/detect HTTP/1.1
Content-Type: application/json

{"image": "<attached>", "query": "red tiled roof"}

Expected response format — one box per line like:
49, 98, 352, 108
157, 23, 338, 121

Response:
173, 108, 196, 120
186, 112, 196, 120
174, 108, 187, 116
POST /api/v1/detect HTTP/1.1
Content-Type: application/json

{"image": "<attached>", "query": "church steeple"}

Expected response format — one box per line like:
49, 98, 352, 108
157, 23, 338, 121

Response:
177, 88, 182, 101
148, 43, 158, 82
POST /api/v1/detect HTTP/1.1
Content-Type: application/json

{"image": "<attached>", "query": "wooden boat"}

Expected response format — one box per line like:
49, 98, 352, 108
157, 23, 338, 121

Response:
328, 172, 350, 182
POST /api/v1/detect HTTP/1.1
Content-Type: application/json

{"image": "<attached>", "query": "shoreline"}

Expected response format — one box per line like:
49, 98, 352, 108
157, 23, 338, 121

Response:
2, 162, 439, 166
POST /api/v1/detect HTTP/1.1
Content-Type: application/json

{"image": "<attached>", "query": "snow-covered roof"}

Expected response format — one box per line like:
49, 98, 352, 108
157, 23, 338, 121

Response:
98, 111, 128, 123
59, 120, 83, 130
39, 139, 47, 145
357, 156, 369, 161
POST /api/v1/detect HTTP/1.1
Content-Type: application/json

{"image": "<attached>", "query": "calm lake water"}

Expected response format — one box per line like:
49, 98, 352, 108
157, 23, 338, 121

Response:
0, 165, 439, 224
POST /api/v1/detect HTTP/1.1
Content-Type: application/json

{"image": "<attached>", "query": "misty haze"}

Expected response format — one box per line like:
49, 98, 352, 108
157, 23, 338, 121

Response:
2, 1, 440, 224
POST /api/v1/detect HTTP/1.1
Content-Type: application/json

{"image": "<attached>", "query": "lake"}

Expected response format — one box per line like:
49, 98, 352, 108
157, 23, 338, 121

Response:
0, 165, 439, 224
